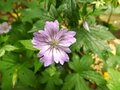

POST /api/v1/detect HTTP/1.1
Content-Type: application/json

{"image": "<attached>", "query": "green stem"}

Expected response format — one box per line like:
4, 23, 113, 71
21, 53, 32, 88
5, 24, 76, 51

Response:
107, 6, 113, 23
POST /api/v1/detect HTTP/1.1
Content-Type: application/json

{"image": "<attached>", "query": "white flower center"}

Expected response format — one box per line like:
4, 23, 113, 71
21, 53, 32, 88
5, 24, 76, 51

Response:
49, 39, 59, 48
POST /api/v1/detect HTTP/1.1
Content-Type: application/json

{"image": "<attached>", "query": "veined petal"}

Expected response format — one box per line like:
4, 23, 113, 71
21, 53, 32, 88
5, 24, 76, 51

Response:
55, 30, 67, 40
59, 47, 71, 53
59, 38, 76, 47
37, 45, 50, 57
53, 48, 69, 65
45, 20, 59, 32
52, 48, 59, 63
44, 20, 59, 38
64, 31, 76, 37
41, 49, 54, 67
61, 31, 76, 40
32, 38, 48, 48
33, 31, 50, 42
58, 49, 69, 65
55, 30, 76, 42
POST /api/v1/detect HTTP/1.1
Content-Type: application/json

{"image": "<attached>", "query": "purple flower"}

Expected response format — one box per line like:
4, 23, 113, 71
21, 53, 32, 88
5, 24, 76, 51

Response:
0, 22, 11, 34
32, 20, 76, 67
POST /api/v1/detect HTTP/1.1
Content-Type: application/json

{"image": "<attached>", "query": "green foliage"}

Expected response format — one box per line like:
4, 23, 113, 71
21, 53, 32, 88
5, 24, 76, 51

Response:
18, 67, 36, 87
0, 0, 13, 12
107, 69, 120, 90
75, 25, 115, 56
0, 0, 120, 90
64, 0, 80, 27
62, 54, 106, 90
19, 40, 37, 51
34, 59, 43, 73
116, 44, 120, 56
62, 73, 90, 90
2, 45, 18, 51
28, 20, 45, 33
106, 44, 120, 68
0, 51, 36, 90
69, 54, 93, 72
0, 44, 18, 57
40, 66, 63, 90
0, 49, 5, 57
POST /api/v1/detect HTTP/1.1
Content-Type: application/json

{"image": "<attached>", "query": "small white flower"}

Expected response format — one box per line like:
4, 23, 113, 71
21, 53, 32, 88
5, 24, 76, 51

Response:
0, 22, 11, 34
83, 21, 90, 31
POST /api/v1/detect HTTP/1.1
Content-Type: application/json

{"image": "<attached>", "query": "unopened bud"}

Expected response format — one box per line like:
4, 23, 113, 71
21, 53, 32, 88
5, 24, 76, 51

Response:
83, 21, 90, 31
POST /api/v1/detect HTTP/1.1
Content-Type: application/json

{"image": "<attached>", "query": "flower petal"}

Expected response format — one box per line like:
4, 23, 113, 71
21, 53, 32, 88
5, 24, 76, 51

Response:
64, 31, 76, 37
32, 31, 51, 49
32, 39, 48, 49
33, 31, 50, 42
53, 48, 69, 65
58, 31, 76, 47
37, 45, 50, 57
59, 38, 76, 47
44, 20, 59, 38
40, 49, 54, 67
45, 20, 59, 32
59, 47, 71, 53
55, 30, 67, 40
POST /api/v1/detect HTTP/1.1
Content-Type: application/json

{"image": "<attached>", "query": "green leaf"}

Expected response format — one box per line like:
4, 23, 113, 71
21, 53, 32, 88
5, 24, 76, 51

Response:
18, 67, 36, 87
0, 0, 13, 12
0, 56, 16, 71
49, 4, 58, 19
76, 26, 115, 56
20, 8, 43, 22
34, 59, 43, 73
0, 49, 5, 57
0, 35, 9, 43
77, 0, 94, 3
62, 73, 90, 90
47, 0, 56, 10
1, 69, 14, 90
28, 20, 45, 33
96, 85, 109, 90
57, 3, 66, 13
81, 3, 88, 16
2, 45, 18, 51
107, 55, 120, 68
107, 68, 120, 90
40, 66, 62, 90
0, 52, 36, 89
0, 45, 18, 57
0, 54, 17, 90
116, 44, 120, 56
90, 25, 115, 40
19, 40, 37, 51
23, 0, 39, 9
69, 54, 93, 72
64, 0, 79, 27
82, 71, 106, 85
14, 82, 35, 90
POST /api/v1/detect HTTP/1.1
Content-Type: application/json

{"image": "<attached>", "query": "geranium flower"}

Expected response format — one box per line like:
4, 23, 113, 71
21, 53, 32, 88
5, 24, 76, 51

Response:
0, 22, 11, 34
32, 20, 76, 66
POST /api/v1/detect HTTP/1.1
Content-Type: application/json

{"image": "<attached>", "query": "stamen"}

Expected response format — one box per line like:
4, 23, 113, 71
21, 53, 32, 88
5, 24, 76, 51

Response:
49, 39, 59, 48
